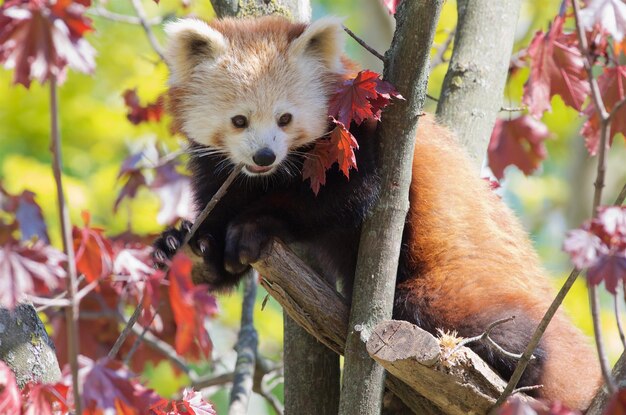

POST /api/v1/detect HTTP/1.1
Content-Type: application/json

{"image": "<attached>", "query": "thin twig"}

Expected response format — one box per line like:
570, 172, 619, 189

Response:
511, 384, 543, 395
608, 97, 626, 123
342, 25, 385, 62
107, 164, 243, 363
615, 284, 626, 351
123, 306, 160, 366
108, 295, 145, 359
500, 106, 526, 112
448, 316, 526, 361
573, 0, 617, 394
430, 28, 455, 68
194, 372, 235, 389
257, 386, 284, 415
29, 295, 71, 310
50, 75, 82, 414
496, 3, 623, 403
85, 308, 201, 381
183, 164, 244, 247
90, 6, 163, 25
129, 0, 166, 61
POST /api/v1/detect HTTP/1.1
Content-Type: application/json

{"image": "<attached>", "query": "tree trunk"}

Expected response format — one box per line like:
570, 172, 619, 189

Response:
436, 0, 522, 171
208, 2, 340, 414
210, 0, 310, 21
283, 317, 340, 414
0, 304, 62, 387
338, 2, 443, 414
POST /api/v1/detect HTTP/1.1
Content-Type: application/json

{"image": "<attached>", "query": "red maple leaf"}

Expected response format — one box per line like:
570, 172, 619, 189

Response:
305, 71, 400, 194
523, 16, 590, 118
80, 357, 156, 415
0, 0, 95, 87
488, 116, 551, 179
72, 211, 114, 283
150, 389, 216, 415
328, 70, 402, 127
22, 382, 70, 415
580, 66, 626, 155
564, 206, 626, 294
123, 89, 165, 125
168, 254, 217, 358
329, 122, 359, 178
0, 362, 21, 415
301, 140, 332, 196
0, 240, 66, 309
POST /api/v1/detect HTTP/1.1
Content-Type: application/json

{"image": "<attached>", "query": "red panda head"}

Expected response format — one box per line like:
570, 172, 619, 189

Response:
164, 16, 346, 176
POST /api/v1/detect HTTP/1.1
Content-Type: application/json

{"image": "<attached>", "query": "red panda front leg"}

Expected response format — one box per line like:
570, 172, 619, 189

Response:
153, 221, 252, 291
223, 213, 292, 274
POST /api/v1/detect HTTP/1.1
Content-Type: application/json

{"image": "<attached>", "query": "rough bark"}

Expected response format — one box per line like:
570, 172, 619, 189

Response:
228, 274, 258, 415
339, 2, 443, 415
283, 317, 340, 414
436, 0, 522, 170
257, 240, 472, 415
366, 320, 534, 415
0, 304, 62, 387
209, 0, 310, 22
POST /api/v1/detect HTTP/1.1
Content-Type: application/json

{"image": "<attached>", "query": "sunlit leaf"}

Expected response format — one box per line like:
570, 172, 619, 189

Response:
0, 0, 95, 87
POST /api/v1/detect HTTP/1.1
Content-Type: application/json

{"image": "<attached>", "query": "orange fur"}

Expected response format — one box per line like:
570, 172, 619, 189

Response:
405, 116, 601, 408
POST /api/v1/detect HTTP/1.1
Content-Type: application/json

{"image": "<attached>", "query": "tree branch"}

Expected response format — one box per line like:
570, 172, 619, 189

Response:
342, 25, 385, 62
129, 0, 165, 61
252, 239, 539, 414
0, 304, 62, 387
228, 273, 258, 415
366, 320, 536, 415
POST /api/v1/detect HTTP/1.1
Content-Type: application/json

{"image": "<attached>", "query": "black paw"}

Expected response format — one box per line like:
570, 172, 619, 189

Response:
152, 220, 193, 267
224, 216, 283, 274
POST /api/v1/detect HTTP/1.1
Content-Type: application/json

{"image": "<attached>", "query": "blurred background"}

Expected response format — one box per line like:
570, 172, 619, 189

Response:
1, 0, 625, 413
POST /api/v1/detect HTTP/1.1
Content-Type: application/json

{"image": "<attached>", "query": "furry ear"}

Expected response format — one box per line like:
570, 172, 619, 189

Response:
289, 17, 344, 72
164, 19, 227, 82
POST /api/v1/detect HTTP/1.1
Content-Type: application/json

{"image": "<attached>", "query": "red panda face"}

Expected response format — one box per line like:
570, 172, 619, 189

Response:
164, 16, 346, 176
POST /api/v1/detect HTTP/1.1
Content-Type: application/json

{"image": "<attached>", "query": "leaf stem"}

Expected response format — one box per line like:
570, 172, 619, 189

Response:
50, 76, 82, 414
613, 286, 626, 350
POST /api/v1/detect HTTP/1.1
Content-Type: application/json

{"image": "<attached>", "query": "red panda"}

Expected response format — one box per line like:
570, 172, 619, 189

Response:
153, 16, 601, 410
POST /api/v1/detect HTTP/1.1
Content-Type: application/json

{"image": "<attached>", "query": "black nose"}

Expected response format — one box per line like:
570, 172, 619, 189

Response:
252, 148, 276, 166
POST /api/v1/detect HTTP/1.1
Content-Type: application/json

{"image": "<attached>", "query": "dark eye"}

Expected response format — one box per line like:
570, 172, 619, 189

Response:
278, 113, 292, 127
231, 115, 248, 129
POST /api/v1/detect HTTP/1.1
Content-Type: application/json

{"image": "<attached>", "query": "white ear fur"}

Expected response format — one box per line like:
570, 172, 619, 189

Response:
164, 18, 227, 82
289, 17, 345, 72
